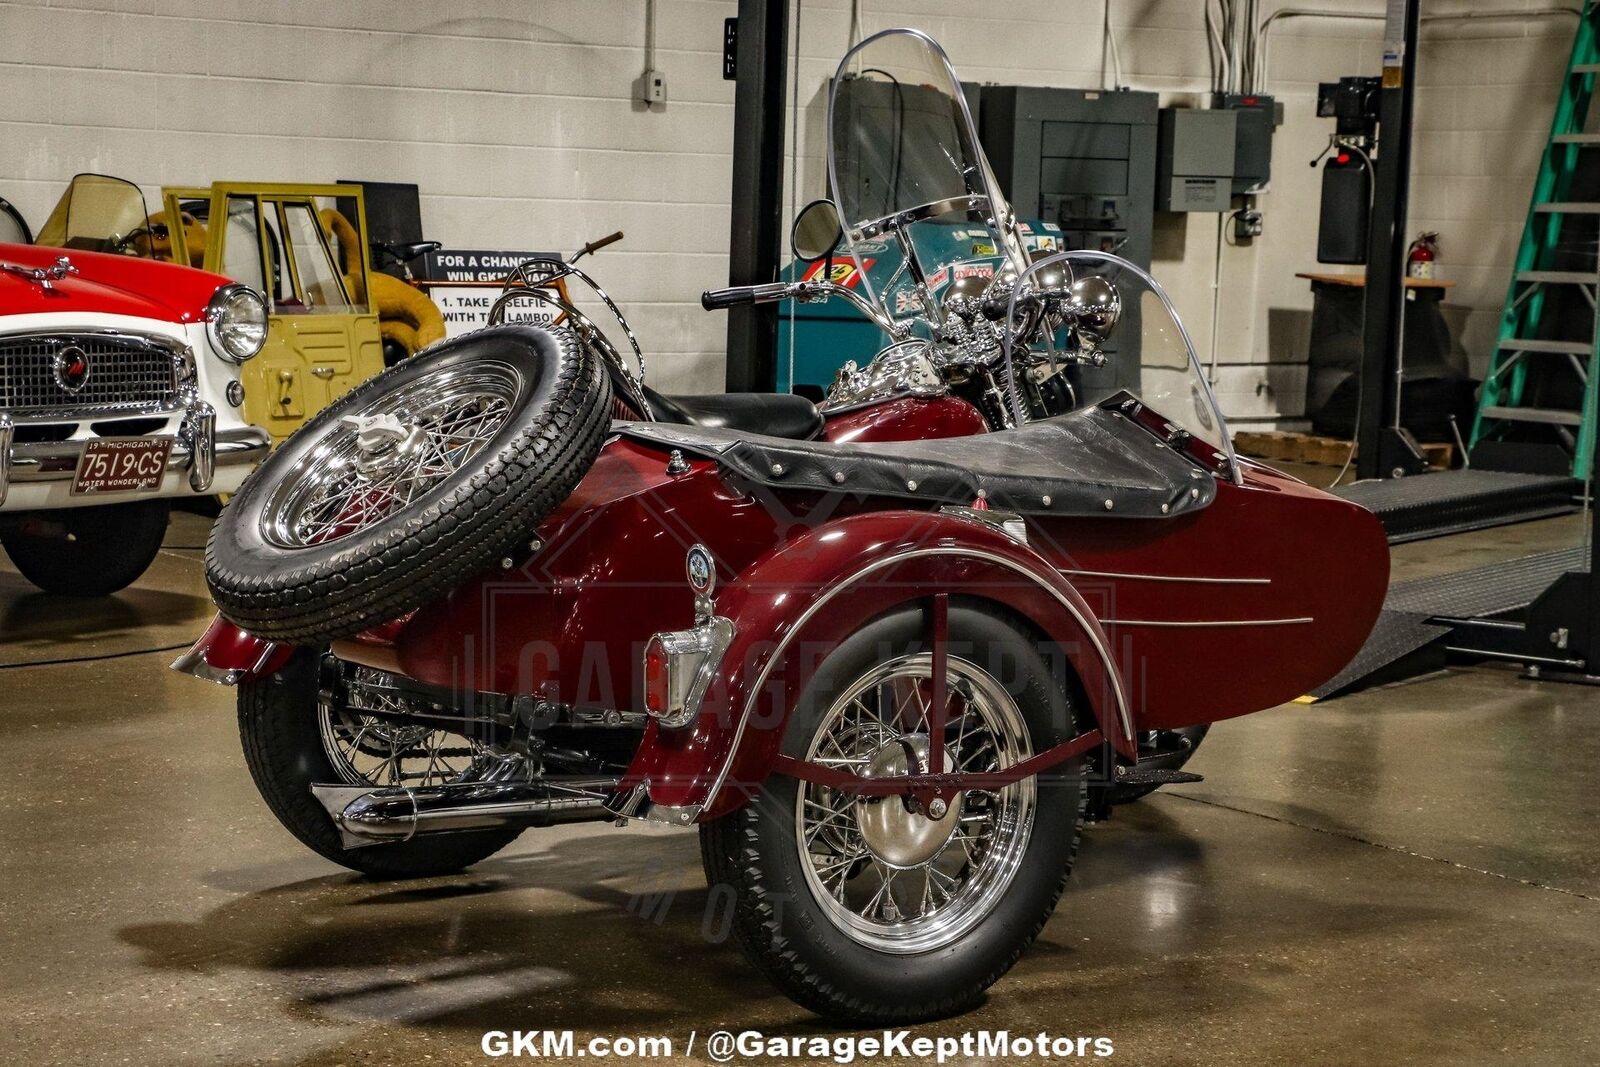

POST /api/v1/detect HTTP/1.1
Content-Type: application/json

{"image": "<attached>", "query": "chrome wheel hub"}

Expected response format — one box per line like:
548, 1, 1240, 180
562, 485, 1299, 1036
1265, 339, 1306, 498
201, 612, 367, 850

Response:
342, 412, 427, 475
854, 736, 962, 869
795, 653, 1035, 954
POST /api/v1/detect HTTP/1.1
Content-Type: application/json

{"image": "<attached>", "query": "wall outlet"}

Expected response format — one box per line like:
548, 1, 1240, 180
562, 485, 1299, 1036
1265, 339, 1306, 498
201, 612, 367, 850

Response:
637, 69, 667, 106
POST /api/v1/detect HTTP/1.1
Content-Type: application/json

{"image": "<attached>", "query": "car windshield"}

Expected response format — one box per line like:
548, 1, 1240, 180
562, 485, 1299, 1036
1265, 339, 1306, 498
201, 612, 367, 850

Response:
34, 174, 153, 257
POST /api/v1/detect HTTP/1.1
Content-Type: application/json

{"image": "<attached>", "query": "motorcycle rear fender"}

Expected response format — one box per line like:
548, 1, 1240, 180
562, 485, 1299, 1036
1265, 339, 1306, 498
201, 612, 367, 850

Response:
170, 614, 294, 685
616, 509, 1136, 825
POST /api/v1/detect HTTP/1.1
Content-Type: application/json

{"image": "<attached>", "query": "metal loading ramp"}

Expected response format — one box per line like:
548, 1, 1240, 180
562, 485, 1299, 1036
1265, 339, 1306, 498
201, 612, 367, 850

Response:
1309, 545, 1588, 700
1333, 469, 1578, 544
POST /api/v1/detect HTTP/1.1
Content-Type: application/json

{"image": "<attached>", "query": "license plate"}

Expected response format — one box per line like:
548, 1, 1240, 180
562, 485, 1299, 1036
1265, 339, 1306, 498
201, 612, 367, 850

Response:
71, 437, 173, 495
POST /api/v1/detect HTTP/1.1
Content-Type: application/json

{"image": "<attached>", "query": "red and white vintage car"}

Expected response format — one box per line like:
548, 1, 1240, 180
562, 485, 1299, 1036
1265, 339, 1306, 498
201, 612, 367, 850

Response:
0, 175, 269, 594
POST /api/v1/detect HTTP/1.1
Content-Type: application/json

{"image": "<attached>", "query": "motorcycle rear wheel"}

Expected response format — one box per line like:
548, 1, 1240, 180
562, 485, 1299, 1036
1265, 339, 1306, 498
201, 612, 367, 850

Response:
700, 603, 1085, 1023
237, 649, 521, 879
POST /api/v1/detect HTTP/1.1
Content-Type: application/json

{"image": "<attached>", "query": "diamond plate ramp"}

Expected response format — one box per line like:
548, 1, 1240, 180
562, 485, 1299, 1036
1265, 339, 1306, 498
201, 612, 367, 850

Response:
1309, 546, 1588, 699
1334, 470, 1577, 544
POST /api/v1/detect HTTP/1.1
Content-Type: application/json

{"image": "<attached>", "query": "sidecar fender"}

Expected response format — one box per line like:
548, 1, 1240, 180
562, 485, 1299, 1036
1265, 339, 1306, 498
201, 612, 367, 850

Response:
618, 509, 1136, 824
170, 614, 294, 685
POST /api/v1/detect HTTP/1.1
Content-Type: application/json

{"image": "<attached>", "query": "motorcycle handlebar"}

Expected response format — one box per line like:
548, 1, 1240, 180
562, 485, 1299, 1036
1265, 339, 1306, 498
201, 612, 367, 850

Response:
700, 282, 789, 310
582, 230, 625, 257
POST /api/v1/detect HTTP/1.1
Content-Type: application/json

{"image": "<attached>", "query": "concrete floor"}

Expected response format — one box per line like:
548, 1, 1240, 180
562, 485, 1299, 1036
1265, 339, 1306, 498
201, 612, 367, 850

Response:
3, 508, 1599, 1066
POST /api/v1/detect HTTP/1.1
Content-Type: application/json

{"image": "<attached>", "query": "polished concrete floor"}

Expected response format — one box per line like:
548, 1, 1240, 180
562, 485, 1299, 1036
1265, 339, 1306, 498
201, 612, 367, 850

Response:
3, 509, 1599, 1066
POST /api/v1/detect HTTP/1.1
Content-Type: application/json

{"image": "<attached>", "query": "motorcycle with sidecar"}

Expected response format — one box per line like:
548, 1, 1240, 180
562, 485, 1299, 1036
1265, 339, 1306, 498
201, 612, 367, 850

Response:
174, 29, 1388, 1022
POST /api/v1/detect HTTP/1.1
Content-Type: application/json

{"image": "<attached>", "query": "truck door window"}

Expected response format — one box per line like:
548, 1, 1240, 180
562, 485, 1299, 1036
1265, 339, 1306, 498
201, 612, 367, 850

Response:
220, 196, 268, 294
282, 202, 350, 311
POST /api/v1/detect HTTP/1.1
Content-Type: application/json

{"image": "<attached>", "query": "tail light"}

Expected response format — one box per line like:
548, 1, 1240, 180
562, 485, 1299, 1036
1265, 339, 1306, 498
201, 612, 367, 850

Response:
641, 618, 733, 729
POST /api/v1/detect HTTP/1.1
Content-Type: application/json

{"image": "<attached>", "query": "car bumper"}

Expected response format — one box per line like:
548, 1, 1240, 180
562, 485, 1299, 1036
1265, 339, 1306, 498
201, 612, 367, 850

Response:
0, 410, 270, 511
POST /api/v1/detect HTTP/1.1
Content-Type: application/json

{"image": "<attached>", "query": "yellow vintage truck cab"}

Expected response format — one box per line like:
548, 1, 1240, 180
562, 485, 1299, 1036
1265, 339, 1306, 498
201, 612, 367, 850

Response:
161, 183, 385, 443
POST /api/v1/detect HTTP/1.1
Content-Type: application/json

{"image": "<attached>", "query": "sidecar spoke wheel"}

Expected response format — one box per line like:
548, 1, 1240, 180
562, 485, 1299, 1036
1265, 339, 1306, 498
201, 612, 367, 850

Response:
796, 653, 1033, 953
700, 603, 1087, 1025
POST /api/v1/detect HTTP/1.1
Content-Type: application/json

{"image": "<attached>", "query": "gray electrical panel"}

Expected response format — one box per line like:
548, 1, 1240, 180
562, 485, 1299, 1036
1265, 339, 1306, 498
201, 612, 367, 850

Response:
971, 85, 1158, 270
1214, 93, 1278, 193
969, 85, 1157, 395
1156, 108, 1237, 211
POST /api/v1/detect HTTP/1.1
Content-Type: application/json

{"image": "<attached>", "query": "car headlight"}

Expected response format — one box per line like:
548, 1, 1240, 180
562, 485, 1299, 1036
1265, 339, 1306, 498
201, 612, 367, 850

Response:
205, 284, 267, 364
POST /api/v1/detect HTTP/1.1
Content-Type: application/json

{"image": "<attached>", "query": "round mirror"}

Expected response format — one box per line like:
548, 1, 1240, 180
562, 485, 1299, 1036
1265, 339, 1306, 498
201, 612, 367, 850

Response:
1066, 274, 1121, 345
791, 198, 843, 263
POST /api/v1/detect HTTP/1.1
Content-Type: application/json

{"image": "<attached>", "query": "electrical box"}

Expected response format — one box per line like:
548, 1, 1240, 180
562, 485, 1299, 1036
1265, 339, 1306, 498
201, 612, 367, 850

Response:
1214, 93, 1278, 193
1157, 109, 1236, 212
973, 85, 1158, 270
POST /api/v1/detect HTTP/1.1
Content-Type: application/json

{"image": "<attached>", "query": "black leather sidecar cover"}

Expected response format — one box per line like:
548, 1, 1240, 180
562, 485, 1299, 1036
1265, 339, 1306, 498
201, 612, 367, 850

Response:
616, 402, 1216, 518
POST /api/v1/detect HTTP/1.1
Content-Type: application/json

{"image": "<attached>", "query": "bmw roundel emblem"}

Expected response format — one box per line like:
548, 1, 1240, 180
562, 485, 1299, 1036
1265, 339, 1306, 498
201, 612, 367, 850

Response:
686, 544, 715, 597
53, 345, 91, 394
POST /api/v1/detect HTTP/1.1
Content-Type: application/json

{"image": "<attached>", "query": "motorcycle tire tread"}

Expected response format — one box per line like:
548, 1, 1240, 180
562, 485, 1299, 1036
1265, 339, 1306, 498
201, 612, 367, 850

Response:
205, 326, 612, 643
699, 603, 1087, 1024
238, 649, 521, 878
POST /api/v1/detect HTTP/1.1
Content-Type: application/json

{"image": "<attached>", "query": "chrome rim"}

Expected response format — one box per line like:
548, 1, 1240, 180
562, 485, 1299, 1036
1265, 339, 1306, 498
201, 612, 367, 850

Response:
318, 690, 488, 789
795, 653, 1035, 954
260, 363, 520, 548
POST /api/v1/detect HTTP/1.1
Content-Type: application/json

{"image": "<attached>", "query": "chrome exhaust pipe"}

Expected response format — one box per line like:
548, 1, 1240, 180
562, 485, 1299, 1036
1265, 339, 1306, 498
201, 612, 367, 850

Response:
310, 777, 617, 849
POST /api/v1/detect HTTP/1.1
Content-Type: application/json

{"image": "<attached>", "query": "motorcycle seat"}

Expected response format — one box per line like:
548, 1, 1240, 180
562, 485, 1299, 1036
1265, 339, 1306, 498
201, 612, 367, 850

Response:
379, 240, 441, 263
642, 385, 824, 441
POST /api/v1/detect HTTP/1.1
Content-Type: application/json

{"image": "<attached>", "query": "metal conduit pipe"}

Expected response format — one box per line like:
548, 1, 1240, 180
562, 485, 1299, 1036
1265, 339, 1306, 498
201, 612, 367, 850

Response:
1252, 7, 1581, 93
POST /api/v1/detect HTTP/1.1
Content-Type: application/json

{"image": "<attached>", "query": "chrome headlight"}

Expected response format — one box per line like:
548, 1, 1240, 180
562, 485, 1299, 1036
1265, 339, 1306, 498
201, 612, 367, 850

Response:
205, 284, 267, 364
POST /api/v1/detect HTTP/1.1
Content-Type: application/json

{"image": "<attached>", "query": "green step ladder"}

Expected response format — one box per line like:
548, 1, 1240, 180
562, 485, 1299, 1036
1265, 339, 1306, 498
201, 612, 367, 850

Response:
1472, 3, 1600, 477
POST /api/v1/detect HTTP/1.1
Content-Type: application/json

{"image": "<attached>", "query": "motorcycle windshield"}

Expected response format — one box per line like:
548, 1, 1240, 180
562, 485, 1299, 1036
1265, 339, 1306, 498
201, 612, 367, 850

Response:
34, 174, 151, 257
827, 29, 1026, 332
1007, 249, 1240, 480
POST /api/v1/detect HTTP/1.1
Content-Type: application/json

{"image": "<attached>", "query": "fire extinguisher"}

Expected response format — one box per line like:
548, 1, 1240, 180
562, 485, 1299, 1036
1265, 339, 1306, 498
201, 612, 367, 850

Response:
1407, 232, 1439, 280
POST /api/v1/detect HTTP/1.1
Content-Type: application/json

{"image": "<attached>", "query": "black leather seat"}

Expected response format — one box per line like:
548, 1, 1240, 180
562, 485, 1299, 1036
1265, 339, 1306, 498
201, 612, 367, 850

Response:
642, 385, 823, 441
616, 399, 1215, 519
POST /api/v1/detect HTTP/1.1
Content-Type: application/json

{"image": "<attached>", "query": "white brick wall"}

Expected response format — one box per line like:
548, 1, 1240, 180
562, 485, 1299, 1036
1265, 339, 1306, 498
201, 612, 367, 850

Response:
0, 0, 1576, 416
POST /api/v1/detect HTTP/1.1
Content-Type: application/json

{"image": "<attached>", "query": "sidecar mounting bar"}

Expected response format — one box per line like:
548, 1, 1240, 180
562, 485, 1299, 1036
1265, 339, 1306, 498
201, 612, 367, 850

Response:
771, 728, 1105, 805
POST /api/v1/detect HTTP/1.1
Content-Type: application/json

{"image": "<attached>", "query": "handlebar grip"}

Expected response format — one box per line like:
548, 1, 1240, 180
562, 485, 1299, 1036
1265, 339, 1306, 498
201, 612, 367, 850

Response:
584, 230, 625, 256
700, 282, 788, 310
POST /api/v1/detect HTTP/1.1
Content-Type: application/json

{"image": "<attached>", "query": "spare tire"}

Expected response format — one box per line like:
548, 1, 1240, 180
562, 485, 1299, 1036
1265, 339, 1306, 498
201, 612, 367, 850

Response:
206, 325, 610, 642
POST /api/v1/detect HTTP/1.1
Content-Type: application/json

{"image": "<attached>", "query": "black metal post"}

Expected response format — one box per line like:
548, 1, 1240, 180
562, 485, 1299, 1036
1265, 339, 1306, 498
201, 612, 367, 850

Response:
1356, 0, 1427, 479
722, 0, 789, 393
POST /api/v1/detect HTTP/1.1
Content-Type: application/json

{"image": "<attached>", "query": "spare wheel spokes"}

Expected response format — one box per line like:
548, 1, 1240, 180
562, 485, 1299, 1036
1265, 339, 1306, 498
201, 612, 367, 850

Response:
262, 367, 519, 549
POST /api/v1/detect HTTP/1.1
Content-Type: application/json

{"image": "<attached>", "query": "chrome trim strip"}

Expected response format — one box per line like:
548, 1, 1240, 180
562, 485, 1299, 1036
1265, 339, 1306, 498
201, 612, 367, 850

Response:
1101, 616, 1314, 628
701, 545, 1135, 814
1060, 567, 1270, 586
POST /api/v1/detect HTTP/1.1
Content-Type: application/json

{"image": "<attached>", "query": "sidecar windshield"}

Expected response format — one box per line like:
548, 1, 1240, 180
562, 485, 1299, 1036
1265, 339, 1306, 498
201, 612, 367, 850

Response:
828, 29, 1026, 331
1007, 249, 1240, 480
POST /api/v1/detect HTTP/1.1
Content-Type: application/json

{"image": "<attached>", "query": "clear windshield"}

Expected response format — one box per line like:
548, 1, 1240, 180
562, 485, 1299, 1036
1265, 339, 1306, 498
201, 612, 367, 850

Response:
34, 174, 152, 257
1006, 249, 1239, 477
828, 29, 1026, 331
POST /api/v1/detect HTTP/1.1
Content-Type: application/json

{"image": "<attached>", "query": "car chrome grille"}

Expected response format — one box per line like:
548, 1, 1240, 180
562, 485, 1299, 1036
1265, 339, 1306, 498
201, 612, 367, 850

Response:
0, 333, 182, 417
